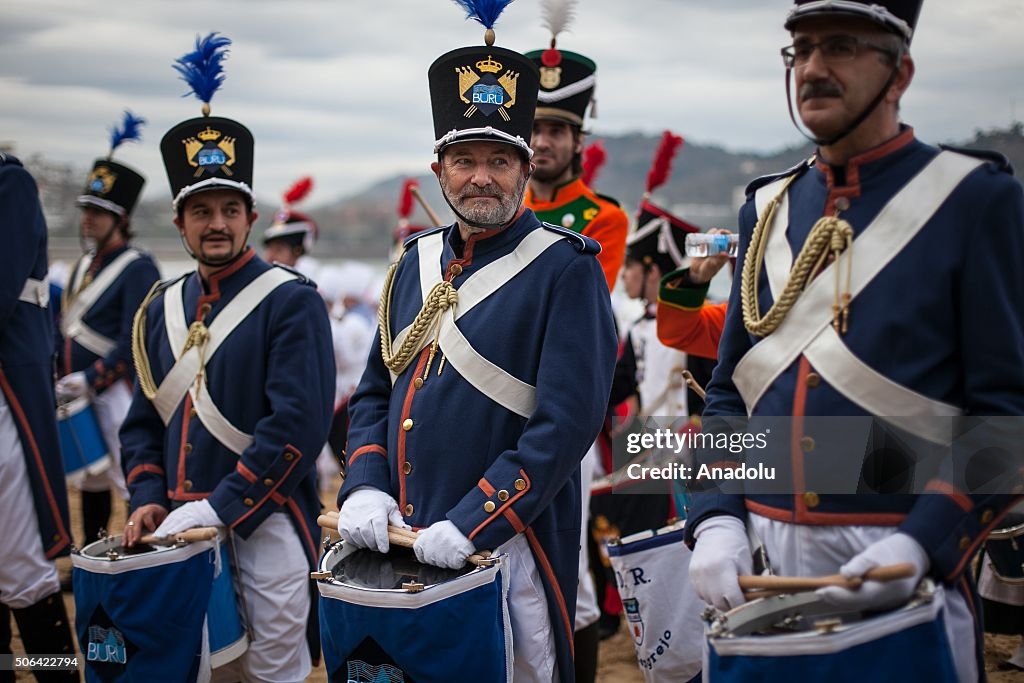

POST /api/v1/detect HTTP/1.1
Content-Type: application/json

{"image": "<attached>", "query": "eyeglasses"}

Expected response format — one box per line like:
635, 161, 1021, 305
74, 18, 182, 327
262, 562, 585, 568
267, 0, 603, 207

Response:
781, 35, 896, 68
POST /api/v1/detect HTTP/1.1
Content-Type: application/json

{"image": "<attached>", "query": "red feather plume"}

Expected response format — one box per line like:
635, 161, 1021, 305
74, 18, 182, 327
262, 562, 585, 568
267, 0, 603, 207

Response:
398, 179, 418, 219
645, 131, 685, 194
580, 141, 607, 187
283, 176, 314, 205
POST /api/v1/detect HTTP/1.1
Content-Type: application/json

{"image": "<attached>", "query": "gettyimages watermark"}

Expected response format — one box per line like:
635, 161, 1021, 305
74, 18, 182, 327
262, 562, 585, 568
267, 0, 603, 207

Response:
606, 415, 1024, 496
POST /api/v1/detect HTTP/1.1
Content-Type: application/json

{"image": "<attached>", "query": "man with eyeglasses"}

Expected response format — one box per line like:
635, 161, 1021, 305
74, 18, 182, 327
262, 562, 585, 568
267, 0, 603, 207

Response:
684, 1, 1024, 680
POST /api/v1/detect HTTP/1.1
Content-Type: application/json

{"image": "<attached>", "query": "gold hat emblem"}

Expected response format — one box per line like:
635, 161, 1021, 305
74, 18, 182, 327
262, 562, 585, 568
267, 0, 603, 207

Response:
455, 58, 519, 122
540, 66, 562, 90
86, 167, 116, 195
182, 126, 236, 178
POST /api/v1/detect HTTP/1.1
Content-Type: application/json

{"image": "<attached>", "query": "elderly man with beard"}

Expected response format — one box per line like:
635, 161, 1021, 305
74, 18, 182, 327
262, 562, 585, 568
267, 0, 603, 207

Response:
336, 30, 617, 683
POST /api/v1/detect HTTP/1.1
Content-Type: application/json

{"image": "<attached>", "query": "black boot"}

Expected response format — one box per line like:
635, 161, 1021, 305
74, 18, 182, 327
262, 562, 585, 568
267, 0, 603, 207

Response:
81, 489, 112, 544
11, 592, 79, 682
0, 603, 13, 683
574, 620, 600, 683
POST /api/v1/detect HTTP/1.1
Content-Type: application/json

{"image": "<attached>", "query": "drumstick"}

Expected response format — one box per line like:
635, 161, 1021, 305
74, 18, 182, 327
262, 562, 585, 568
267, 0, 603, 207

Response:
739, 563, 916, 598
139, 526, 220, 545
682, 370, 706, 400
317, 511, 493, 567
409, 185, 445, 227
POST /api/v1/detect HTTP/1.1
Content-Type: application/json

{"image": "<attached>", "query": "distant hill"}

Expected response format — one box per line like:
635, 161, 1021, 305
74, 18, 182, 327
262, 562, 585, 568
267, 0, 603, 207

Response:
36, 123, 1024, 260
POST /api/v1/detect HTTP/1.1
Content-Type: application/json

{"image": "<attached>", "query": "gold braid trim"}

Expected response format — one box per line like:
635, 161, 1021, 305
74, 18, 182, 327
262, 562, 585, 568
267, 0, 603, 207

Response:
377, 258, 459, 375
741, 175, 855, 337
131, 280, 165, 401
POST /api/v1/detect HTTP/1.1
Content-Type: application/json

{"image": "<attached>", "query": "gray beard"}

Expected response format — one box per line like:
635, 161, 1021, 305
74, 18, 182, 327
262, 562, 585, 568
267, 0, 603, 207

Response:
440, 172, 527, 229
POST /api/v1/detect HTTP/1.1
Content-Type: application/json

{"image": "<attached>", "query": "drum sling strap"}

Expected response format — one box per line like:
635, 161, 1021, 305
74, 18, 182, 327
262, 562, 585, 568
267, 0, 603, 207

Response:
733, 151, 983, 444
150, 268, 298, 455
62, 249, 141, 356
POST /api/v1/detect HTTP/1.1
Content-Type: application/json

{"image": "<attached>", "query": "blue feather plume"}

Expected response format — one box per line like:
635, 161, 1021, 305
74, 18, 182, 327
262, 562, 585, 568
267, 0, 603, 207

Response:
108, 110, 146, 153
173, 32, 232, 104
450, 0, 517, 29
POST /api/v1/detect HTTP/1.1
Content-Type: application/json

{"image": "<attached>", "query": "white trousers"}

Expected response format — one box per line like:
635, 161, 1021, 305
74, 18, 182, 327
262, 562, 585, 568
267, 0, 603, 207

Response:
501, 533, 560, 683
0, 392, 60, 609
78, 380, 130, 498
749, 513, 977, 683
575, 443, 600, 631
211, 513, 311, 683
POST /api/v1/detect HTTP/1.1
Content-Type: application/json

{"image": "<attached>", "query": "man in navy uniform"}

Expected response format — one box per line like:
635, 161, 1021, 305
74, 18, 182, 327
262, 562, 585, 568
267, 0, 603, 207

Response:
119, 35, 334, 681
0, 152, 77, 681
56, 112, 160, 545
336, 19, 617, 683
685, 1, 1024, 680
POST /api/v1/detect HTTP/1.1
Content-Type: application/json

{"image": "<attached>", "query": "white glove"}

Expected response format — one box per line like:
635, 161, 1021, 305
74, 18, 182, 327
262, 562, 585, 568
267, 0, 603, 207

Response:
817, 532, 929, 611
688, 515, 753, 611
55, 372, 89, 401
338, 486, 409, 553
152, 499, 223, 538
413, 520, 475, 570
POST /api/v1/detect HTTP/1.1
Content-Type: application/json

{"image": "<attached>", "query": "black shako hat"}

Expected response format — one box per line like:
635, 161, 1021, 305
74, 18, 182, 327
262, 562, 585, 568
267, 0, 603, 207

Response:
77, 110, 147, 217
160, 33, 255, 212
785, 0, 923, 43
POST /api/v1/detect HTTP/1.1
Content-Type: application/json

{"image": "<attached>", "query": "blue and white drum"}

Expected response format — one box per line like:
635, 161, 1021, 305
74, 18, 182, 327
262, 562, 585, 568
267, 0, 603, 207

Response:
316, 540, 511, 683
978, 509, 1024, 635
57, 396, 110, 483
606, 520, 704, 683
72, 532, 247, 682
704, 580, 958, 682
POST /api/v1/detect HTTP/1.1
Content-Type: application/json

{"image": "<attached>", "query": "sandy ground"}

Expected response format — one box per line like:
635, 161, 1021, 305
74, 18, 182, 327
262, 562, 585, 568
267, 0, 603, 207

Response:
9, 483, 1023, 682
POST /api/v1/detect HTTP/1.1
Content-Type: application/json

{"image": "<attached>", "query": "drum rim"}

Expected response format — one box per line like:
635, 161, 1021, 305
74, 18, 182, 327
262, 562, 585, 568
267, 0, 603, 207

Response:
988, 522, 1024, 540
317, 539, 490, 593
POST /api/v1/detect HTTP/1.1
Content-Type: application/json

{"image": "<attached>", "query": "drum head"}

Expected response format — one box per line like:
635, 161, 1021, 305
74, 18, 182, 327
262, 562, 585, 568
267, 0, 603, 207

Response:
80, 535, 174, 560
327, 543, 475, 590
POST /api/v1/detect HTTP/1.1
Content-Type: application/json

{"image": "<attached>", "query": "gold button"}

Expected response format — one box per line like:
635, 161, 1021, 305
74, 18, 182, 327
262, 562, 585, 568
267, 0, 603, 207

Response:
404, 503, 414, 516
402, 418, 414, 431
483, 501, 496, 513
200, 303, 212, 315
834, 196, 850, 212
800, 436, 815, 452
402, 461, 413, 475
803, 491, 820, 508
806, 372, 821, 388
284, 451, 295, 461
183, 443, 193, 454
53, 533, 61, 542
958, 536, 971, 551
449, 263, 463, 276
189, 407, 197, 417
183, 479, 193, 492
243, 497, 254, 506
981, 509, 994, 524
413, 377, 424, 389
514, 478, 526, 491
497, 490, 509, 502
263, 478, 274, 487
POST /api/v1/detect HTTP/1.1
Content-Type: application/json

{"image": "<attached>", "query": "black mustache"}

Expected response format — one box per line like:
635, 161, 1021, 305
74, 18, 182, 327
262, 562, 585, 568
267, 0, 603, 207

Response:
201, 231, 232, 240
800, 81, 843, 100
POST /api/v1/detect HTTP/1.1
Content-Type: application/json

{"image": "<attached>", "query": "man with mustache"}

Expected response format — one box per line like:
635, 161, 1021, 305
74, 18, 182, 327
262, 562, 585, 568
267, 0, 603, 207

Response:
56, 114, 160, 547
335, 25, 617, 683
684, 1, 1024, 680
117, 38, 334, 680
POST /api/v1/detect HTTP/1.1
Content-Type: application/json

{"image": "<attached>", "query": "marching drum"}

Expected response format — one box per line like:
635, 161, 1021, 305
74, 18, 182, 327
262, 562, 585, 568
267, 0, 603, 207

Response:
316, 538, 511, 683
57, 396, 110, 483
72, 531, 247, 681
978, 509, 1024, 634
606, 520, 704, 683
704, 580, 957, 682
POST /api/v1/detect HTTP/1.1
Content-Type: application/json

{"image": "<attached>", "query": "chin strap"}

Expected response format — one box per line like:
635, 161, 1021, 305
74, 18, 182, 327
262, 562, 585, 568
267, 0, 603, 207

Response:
785, 65, 899, 147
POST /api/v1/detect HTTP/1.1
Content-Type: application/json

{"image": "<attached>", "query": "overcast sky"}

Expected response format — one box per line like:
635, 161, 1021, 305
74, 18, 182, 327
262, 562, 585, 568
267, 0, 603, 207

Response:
2, 0, 1021, 206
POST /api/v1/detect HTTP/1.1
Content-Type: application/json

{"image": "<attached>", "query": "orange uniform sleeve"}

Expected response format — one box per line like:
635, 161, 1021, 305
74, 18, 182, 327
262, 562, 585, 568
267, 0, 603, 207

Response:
582, 205, 628, 293
656, 268, 727, 359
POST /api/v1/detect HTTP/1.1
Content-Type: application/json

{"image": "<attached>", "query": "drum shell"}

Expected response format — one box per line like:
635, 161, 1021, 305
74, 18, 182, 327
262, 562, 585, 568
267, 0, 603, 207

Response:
316, 539, 512, 683
57, 396, 110, 482
984, 521, 1024, 581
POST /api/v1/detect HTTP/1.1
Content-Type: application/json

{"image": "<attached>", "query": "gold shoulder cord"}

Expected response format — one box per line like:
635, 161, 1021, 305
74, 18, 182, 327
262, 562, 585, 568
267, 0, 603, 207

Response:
378, 249, 459, 376
131, 280, 165, 400
741, 172, 855, 337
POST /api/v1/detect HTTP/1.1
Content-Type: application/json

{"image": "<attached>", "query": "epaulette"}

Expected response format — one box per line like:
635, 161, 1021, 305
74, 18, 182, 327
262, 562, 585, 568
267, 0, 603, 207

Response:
595, 192, 622, 208
402, 225, 448, 249
148, 272, 189, 302
744, 156, 815, 198
541, 222, 601, 254
939, 145, 1013, 175
0, 152, 21, 167
272, 263, 317, 287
